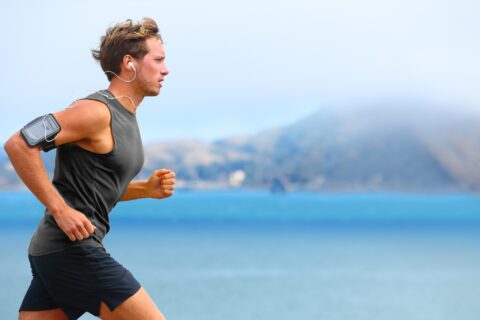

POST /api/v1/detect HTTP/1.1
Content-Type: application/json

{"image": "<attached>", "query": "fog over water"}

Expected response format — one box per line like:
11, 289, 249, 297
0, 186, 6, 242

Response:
1, 0, 479, 144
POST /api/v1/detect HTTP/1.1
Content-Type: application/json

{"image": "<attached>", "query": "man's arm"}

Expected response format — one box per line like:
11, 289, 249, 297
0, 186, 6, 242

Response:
4, 133, 70, 217
120, 169, 176, 201
3, 100, 111, 241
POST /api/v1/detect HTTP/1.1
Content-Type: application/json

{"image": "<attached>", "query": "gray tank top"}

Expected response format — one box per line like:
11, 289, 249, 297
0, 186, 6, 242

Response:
28, 90, 144, 256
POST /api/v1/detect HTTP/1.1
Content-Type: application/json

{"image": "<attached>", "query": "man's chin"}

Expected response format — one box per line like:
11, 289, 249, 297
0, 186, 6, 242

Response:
144, 89, 161, 97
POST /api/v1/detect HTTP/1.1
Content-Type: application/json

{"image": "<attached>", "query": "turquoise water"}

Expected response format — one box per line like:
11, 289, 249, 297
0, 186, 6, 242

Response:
1, 191, 480, 319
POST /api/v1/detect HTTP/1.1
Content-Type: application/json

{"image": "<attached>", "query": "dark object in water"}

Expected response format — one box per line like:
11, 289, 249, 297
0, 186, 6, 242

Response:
271, 177, 286, 194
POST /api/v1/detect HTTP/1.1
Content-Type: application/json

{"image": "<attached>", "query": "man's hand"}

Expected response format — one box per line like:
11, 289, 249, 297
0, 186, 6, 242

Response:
146, 169, 176, 199
52, 206, 96, 241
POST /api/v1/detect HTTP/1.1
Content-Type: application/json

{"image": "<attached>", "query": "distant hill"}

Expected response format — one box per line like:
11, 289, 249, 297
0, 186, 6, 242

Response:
2, 103, 480, 192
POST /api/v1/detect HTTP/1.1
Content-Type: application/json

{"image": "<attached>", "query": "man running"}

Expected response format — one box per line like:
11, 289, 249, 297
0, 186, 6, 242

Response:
4, 17, 173, 320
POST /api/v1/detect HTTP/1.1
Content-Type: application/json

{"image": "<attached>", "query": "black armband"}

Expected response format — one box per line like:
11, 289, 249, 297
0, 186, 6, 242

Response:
20, 114, 61, 152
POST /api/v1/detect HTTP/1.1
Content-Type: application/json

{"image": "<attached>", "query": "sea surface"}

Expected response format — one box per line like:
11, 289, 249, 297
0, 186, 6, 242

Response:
0, 190, 479, 319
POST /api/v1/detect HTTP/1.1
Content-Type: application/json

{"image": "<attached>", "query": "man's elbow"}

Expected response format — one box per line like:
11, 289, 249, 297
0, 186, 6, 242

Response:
4, 134, 16, 156
4, 132, 29, 158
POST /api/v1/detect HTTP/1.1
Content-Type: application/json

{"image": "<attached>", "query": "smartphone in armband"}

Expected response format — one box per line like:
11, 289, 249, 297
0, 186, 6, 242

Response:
21, 114, 61, 152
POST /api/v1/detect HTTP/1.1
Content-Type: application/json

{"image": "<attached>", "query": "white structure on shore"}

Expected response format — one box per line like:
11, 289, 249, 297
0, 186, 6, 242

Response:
229, 170, 246, 188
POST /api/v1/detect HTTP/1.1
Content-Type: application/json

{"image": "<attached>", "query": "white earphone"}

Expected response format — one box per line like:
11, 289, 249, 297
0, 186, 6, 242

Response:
103, 61, 137, 83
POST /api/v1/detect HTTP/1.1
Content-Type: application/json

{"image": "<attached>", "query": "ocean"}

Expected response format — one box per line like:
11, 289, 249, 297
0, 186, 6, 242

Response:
1, 190, 479, 319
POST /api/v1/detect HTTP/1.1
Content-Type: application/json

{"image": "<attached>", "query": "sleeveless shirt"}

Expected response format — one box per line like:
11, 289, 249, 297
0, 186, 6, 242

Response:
28, 90, 144, 256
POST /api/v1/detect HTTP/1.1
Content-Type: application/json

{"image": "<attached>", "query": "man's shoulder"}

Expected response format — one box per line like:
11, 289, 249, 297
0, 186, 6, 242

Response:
54, 98, 111, 132
68, 98, 110, 117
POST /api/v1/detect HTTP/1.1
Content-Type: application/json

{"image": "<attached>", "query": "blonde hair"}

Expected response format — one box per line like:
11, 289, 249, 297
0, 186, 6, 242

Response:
92, 17, 162, 81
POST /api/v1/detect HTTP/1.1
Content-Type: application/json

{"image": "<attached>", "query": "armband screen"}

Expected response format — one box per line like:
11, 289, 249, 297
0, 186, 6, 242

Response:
20, 114, 61, 152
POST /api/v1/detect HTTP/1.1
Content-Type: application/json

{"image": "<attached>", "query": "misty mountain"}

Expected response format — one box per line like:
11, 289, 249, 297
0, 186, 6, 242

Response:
141, 103, 480, 192
2, 103, 480, 192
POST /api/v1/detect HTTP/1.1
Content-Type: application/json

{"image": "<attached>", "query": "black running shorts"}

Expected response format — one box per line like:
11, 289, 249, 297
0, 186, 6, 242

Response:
19, 245, 141, 319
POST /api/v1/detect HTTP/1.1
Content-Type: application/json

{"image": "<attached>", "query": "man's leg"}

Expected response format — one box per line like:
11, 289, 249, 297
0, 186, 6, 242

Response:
99, 287, 166, 320
19, 309, 69, 320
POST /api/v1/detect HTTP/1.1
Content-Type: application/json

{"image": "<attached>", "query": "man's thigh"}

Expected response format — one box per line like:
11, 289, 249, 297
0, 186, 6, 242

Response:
100, 287, 165, 320
19, 308, 69, 320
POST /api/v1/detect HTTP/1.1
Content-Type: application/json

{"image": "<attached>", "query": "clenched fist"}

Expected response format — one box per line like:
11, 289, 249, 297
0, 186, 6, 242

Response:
52, 205, 96, 241
146, 169, 176, 199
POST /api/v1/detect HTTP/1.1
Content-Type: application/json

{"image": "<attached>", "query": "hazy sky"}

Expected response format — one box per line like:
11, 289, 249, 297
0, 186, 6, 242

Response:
1, 0, 479, 143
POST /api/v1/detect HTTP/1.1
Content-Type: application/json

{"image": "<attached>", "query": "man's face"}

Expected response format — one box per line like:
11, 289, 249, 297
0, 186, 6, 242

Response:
135, 37, 169, 96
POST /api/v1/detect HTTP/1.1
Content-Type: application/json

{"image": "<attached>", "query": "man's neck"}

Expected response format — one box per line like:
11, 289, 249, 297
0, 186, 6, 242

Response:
107, 80, 144, 113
